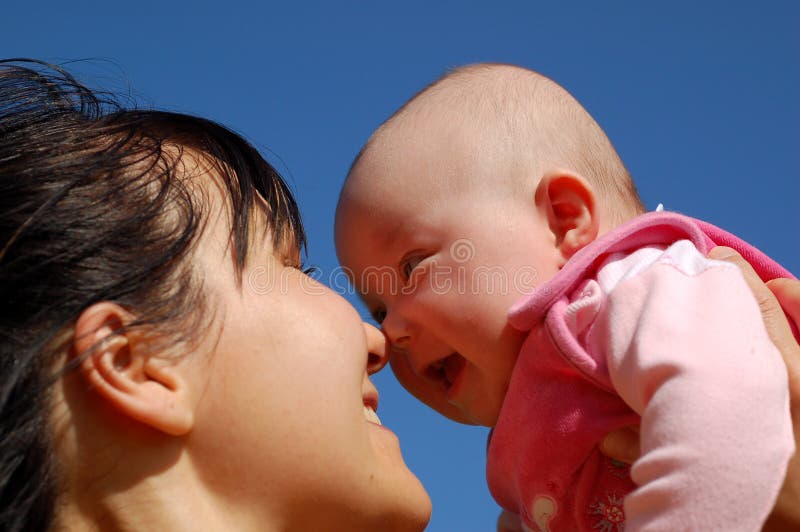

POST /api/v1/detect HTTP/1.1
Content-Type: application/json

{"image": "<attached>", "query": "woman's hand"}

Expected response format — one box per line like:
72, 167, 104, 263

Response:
600, 247, 800, 529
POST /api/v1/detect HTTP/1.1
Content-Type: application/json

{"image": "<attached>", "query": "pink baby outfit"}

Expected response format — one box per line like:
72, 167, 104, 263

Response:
486, 212, 795, 531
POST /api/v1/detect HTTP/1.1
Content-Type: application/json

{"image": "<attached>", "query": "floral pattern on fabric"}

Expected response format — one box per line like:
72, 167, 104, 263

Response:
588, 492, 625, 532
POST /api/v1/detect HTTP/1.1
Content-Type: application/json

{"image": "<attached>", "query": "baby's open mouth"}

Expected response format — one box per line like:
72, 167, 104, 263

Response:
425, 353, 466, 390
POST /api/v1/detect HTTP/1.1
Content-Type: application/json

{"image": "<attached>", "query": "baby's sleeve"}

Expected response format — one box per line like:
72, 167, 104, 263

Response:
591, 243, 794, 531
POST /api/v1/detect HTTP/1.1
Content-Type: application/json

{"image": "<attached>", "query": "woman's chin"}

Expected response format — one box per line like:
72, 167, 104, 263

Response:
407, 476, 433, 530
364, 424, 432, 530
370, 486, 432, 532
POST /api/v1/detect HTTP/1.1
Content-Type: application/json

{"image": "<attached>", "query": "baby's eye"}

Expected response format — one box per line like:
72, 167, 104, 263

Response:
401, 256, 424, 280
371, 307, 387, 325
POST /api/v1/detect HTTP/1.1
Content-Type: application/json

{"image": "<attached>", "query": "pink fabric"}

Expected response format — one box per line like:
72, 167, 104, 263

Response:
690, 216, 795, 282
487, 213, 795, 531
508, 212, 796, 331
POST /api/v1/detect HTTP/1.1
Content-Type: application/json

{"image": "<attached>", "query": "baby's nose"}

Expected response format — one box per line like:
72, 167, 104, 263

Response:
380, 309, 412, 346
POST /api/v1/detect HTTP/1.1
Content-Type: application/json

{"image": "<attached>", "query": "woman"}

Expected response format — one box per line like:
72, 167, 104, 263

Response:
0, 60, 431, 531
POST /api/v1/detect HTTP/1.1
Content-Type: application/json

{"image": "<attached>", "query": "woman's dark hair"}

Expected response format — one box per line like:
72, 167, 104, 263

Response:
0, 59, 305, 531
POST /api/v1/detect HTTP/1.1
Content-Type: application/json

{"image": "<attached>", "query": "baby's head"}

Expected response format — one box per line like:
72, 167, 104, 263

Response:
335, 64, 644, 426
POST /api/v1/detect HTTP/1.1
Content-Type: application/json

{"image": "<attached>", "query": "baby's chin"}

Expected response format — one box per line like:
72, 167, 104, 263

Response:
444, 392, 504, 427
460, 406, 502, 427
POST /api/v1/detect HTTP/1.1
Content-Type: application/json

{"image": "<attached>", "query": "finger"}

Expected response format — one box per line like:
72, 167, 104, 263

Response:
768, 278, 800, 330
708, 247, 781, 317
599, 426, 640, 464
708, 247, 794, 352
765, 278, 800, 404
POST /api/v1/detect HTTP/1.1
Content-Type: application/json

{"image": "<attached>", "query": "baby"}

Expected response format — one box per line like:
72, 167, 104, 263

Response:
335, 64, 795, 530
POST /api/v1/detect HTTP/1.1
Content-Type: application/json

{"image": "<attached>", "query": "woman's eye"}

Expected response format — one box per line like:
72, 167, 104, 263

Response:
371, 307, 387, 324
284, 256, 316, 275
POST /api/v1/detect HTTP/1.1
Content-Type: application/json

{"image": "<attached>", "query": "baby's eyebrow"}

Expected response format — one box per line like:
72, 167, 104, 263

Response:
376, 218, 417, 252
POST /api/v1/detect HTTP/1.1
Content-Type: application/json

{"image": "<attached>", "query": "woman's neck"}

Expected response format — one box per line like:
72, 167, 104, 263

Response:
56, 450, 211, 531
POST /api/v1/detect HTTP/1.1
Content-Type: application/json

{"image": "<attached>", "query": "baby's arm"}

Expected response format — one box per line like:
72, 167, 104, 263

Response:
594, 244, 794, 530
600, 248, 800, 530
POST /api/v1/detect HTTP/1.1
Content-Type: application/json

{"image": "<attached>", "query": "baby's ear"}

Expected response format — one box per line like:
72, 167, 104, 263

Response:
72, 302, 194, 436
535, 169, 599, 264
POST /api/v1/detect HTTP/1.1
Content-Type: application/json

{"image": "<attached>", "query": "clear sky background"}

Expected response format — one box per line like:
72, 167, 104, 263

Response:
4, 2, 798, 530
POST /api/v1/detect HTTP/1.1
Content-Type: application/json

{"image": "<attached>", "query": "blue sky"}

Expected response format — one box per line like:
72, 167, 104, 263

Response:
5, 2, 798, 530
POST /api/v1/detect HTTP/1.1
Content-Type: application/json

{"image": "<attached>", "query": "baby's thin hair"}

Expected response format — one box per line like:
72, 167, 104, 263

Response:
350, 63, 645, 223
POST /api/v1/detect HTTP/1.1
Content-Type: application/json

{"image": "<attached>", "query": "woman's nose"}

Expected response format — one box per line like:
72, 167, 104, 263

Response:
363, 322, 390, 375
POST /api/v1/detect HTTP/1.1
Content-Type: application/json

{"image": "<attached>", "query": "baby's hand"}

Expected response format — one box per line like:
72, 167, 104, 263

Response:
599, 426, 638, 465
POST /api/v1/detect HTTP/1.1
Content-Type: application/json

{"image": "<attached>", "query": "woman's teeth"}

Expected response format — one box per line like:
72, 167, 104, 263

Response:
363, 405, 382, 425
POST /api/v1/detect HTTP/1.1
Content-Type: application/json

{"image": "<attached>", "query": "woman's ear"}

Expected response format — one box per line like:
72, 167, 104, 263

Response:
535, 169, 599, 264
73, 302, 194, 436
